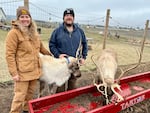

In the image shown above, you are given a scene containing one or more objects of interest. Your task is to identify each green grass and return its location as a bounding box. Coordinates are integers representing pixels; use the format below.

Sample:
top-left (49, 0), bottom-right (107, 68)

top-left (0, 27), bottom-right (150, 82)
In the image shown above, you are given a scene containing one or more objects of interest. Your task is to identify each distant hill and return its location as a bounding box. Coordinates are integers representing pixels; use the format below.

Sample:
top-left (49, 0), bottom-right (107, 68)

top-left (6, 15), bottom-right (16, 21)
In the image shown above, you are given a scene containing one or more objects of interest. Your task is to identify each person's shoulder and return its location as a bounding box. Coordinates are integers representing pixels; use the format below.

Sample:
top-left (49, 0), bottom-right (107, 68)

top-left (7, 28), bottom-right (19, 36)
top-left (74, 24), bottom-right (83, 30)
top-left (6, 28), bottom-right (19, 42)
top-left (74, 24), bottom-right (84, 34)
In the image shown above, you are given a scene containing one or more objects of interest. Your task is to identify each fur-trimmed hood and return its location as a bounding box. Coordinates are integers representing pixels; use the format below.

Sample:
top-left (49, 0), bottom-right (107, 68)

top-left (11, 20), bottom-right (38, 37)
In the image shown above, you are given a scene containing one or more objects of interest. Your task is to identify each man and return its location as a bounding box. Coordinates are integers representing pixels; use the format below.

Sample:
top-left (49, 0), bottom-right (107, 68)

top-left (49, 8), bottom-right (88, 91)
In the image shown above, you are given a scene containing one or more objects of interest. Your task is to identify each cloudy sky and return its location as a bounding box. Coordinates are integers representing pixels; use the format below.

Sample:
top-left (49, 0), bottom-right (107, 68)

top-left (29, 0), bottom-right (150, 28)
top-left (1, 0), bottom-right (150, 28)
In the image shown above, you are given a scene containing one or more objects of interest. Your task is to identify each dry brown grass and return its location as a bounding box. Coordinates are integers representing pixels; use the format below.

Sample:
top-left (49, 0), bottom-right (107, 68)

top-left (81, 39), bottom-right (150, 71)
top-left (0, 30), bottom-right (11, 82)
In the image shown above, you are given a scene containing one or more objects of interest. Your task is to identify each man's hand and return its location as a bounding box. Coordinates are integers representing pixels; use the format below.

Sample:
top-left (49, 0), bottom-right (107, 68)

top-left (79, 58), bottom-right (85, 65)
top-left (12, 75), bottom-right (20, 81)
top-left (59, 54), bottom-right (68, 59)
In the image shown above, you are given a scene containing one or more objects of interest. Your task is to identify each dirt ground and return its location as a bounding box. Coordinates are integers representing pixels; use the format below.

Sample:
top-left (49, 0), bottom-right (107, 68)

top-left (0, 62), bottom-right (150, 113)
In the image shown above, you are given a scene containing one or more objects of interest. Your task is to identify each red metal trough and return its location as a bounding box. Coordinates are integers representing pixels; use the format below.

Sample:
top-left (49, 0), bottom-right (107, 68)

top-left (29, 72), bottom-right (150, 113)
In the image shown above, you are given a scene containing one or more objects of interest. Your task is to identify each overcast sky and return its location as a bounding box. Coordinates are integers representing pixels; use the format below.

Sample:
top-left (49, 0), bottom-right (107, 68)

top-left (29, 0), bottom-right (150, 28)
top-left (1, 0), bottom-right (150, 28)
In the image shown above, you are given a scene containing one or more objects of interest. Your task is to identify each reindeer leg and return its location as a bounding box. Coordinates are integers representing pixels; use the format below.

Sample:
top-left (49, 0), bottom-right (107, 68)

top-left (65, 81), bottom-right (68, 91)
top-left (39, 80), bottom-right (45, 98)
top-left (49, 83), bottom-right (57, 95)
top-left (52, 83), bottom-right (58, 94)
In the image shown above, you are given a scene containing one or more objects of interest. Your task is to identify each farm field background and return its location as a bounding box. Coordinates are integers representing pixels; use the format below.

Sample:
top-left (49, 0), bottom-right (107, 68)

top-left (1, 26), bottom-right (150, 113)
top-left (0, 27), bottom-right (150, 82)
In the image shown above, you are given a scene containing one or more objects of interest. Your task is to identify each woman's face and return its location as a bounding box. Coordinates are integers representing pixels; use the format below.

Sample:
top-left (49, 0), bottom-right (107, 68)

top-left (19, 15), bottom-right (31, 27)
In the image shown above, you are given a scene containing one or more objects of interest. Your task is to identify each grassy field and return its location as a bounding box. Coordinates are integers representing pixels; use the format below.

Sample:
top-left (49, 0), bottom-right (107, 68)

top-left (0, 30), bottom-right (10, 82)
top-left (0, 27), bottom-right (150, 82)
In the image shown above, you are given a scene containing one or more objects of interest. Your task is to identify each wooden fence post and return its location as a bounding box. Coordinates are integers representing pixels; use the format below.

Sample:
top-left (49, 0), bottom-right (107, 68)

top-left (102, 9), bottom-right (110, 49)
top-left (24, 0), bottom-right (29, 10)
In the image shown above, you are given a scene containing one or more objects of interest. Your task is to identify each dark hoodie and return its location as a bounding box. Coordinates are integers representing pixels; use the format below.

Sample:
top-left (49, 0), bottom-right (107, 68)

top-left (49, 23), bottom-right (88, 59)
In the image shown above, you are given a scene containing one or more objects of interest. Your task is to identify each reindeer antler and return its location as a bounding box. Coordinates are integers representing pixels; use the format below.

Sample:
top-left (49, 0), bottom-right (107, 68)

top-left (117, 49), bottom-right (141, 82)
top-left (91, 54), bottom-right (110, 101)
top-left (75, 37), bottom-right (82, 63)
top-left (111, 83), bottom-right (124, 103)
top-left (117, 20), bottom-right (149, 82)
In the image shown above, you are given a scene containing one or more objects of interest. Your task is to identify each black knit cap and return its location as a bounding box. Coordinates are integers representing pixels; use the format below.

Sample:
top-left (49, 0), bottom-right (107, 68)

top-left (63, 8), bottom-right (75, 19)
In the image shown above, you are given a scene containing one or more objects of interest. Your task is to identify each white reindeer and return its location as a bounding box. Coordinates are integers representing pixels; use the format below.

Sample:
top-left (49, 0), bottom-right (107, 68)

top-left (92, 46), bottom-right (144, 104)
top-left (38, 54), bottom-right (81, 97)
top-left (38, 39), bottom-right (82, 97)
top-left (92, 30), bottom-right (146, 104)
top-left (92, 49), bottom-right (123, 104)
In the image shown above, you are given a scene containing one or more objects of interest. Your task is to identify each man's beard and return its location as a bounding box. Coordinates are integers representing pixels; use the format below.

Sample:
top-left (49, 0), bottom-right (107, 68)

top-left (64, 19), bottom-right (73, 27)
top-left (65, 23), bottom-right (73, 27)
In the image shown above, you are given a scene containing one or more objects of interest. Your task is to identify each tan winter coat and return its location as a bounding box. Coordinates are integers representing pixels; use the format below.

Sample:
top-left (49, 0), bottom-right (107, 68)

top-left (5, 20), bottom-right (51, 81)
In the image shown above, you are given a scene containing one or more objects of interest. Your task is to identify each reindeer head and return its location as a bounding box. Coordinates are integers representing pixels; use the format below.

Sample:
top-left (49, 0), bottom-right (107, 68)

top-left (69, 62), bottom-right (81, 78)
top-left (96, 49), bottom-right (118, 84)
top-left (67, 57), bottom-right (81, 78)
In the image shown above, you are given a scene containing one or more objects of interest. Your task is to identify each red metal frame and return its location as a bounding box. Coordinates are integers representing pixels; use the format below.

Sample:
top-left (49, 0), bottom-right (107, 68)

top-left (87, 89), bottom-right (150, 113)
top-left (29, 85), bottom-right (96, 113)
top-left (29, 72), bottom-right (150, 113)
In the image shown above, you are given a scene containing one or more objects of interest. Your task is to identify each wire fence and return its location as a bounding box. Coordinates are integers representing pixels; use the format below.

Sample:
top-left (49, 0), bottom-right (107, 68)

top-left (0, 0), bottom-right (146, 28)
top-left (0, 0), bottom-right (63, 23)
top-left (0, 0), bottom-right (23, 20)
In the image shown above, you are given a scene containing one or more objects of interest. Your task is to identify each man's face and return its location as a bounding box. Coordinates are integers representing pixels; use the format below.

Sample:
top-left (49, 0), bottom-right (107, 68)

top-left (63, 14), bottom-right (74, 26)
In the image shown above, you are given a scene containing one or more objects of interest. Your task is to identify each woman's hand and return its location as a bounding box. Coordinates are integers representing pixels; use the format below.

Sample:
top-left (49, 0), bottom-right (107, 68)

top-left (12, 75), bottom-right (20, 81)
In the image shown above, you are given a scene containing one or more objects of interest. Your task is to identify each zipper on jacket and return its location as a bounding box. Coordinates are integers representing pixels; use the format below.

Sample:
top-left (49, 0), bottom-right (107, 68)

top-left (69, 33), bottom-right (74, 56)
top-left (69, 32), bottom-right (72, 38)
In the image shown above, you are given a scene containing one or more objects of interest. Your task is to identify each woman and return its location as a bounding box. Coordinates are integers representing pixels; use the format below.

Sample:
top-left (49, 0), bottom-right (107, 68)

top-left (5, 6), bottom-right (51, 113)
